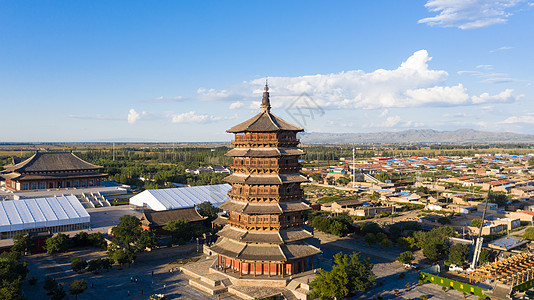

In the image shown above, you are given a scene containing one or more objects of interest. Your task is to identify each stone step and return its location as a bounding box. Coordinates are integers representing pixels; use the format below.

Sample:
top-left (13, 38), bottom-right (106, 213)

top-left (189, 278), bottom-right (228, 295)
top-left (286, 280), bottom-right (300, 291)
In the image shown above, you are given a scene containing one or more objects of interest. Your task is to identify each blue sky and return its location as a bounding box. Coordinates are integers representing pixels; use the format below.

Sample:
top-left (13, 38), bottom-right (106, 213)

top-left (1, 1), bottom-right (533, 142)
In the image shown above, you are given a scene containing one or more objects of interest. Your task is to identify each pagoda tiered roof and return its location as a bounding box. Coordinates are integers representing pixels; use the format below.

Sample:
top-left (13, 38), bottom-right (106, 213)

top-left (223, 173), bottom-right (308, 185)
top-left (217, 225), bottom-right (313, 244)
top-left (226, 111), bottom-right (303, 133)
top-left (210, 237), bottom-right (321, 262)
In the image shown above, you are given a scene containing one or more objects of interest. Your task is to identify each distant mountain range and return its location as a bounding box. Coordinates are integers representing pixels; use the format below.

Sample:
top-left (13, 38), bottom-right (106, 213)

top-left (299, 129), bottom-right (534, 144)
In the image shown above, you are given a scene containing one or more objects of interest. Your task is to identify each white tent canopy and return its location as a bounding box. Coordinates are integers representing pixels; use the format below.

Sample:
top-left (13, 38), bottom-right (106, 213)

top-left (0, 195), bottom-right (90, 233)
top-left (130, 184), bottom-right (231, 211)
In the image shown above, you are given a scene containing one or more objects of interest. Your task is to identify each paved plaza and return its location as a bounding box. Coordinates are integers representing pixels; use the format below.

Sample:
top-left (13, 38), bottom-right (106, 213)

top-left (22, 246), bottom-right (239, 300)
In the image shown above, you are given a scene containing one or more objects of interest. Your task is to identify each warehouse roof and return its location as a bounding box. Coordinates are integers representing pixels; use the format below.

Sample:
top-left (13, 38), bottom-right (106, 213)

top-left (129, 184), bottom-right (231, 211)
top-left (0, 196), bottom-right (90, 233)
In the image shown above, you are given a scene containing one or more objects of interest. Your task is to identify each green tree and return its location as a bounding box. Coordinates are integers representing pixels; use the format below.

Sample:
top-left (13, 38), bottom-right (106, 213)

top-left (380, 238), bottom-right (392, 248)
top-left (336, 176), bottom-right (350, 186)
top-left (488, 192), bottom-right (508, 207)
top-left (470, 219), bottom-right (482, 228)
top-left (134, 230), bottom-right (157, 252)
top-left (416, 186), bottom-right (430, 194)
top-left (312, 173), bottom-right (323, 182)
top-left (70, 258), bottom-right (87, 273)
top-left (44, 233), bottom-right (73, 254)
top-left (422, 241), bottom-right (446, 261)
top-left (310, 252), bottom-right (375, 299)
top-left (479, 249), bottom-right (490, 265)
top-left (364, 233), bottom-right (377, 245)
top-left (524, 227), bottom-right (534, 239)
top-left (50, 284), bottom-right (66, 300)
top-left (43, 276), bottom-right (58, 292)
top-left (87, 233), bottom-right (107, 249)
top-left (371, 191), bottom-right (380, 200)
top-left (100, 258), bottom-right (114, 271)
top-left (448, 244), bottom-right (469, 266)
top-left (86, 259), bottom-right (102, 273)
top-left (375, 172), bottom-right (391, 183)
top-left (163, 218), bottom-right (191, 244)
top-left (107, 246), bottom-right (135, 267)
top-left (0, 251), bottom-right (28, 299)
top-left (360, 222), bottom-right (382, 235)
top-left (69, 280), bottom-right (87, 300)
top-left (0, 279), bottom-right (23, 300)
top-left (196, 201), bottom-right (219, 221)
top-left (11, 233), bottom-right (34, 256)
top-left (397, 236), bottom-right (416, 249)
top-left (437, 217), bottom-right (451, 225)
top-left (72, 232), bottom-right (89, 247)
top-left (397, 251), bottom-right (415, 264)
top-left (111, 215), bottom-right (142, 249)
top-left (529, 157), bottom-right (534, 166)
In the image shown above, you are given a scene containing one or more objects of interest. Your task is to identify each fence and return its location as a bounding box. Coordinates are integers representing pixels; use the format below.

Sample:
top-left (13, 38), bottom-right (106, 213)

top-left (419, 272), bottom-right (488, 297)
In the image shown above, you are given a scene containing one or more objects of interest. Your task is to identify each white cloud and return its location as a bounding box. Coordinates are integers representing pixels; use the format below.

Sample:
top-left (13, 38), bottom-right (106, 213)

top-left (442, 112), bottom-right (471, 118)
top-left (403, 121), bottom-right (425, 127)
top-left (501, 115), bottom-right (534, 124)
top-left (458, 69), bottom-right (516, 83)
top-left (195, 50), bottom-right (520, 110)
top-left (476, 65), bottom-right (493, 70)
top-left (154, 96), bottom-right (183, 102)
top-left (364, 115), bottom-right (402, 128)
top-left (379, 109), bottom-right (389, 118)
top-left (128, 109), bottom-right (141, 124)
top-left (197, 88), bottom-right (230, 99)
top-left (229, 101), bottom-right (244, 109)
top-left (490, 46), bottom-right (515, 52)
top-left (419, 0), bottom-right (525, 29)
top-left (171, 111), bottom-right (236, 124)
top-left (471, 89), bottom-right (521, 104)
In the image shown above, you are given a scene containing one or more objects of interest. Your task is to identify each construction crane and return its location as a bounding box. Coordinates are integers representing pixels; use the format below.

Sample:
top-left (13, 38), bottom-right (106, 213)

top-left (470, 187), bottom-right (492, 270)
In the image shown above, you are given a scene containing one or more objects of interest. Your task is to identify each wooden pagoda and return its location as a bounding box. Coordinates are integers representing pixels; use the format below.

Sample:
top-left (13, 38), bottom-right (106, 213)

top-left (210, 83), bottom-right (321, 277)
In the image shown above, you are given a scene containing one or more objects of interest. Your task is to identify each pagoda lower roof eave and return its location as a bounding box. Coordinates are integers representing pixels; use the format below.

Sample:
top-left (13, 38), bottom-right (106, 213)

top-left (219, 200), bottom-right (311, 214)
top-left (210, 237), bottom-right (321, 262)
top-left (217, 225), bottom-right (314, 244)
top-left (223, 173), bottom-right (308, 185)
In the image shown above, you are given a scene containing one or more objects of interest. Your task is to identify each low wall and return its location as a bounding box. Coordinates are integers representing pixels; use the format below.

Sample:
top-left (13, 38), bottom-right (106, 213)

top-left (419, 272), bottom-right (488, 297)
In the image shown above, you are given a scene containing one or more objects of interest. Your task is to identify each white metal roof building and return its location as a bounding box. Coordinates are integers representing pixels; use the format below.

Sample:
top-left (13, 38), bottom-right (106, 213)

top-left (129, 184), bottom-right (231, 211)
top-left (0, 195), bottom-right (90, 239)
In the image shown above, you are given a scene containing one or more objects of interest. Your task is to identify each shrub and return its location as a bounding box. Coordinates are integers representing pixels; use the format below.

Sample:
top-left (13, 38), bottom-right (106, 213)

top-left (28, 276), bottom-right (38, 286)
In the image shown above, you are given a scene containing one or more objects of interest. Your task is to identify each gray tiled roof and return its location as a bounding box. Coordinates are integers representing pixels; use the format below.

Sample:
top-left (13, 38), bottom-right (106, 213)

top-left (4, 152), bottom-right (103, 172)
top-left (140, 207), bottom-right (206, 227)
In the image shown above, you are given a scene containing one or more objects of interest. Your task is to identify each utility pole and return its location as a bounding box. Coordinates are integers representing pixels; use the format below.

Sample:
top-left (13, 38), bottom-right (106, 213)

top-left (352, 148), bottom-right (355, 188)
top-left (112, 142), bottom-right (115, 161)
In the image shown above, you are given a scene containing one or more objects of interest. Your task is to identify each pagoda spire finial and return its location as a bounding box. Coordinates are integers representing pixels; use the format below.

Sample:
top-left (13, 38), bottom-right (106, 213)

top-left (261, 77), bottom-right (271, 112)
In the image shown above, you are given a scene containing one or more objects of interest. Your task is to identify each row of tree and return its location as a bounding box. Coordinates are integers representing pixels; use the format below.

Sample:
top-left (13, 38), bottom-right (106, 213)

top-left (44, 232), bottom-right (107, 255)
top-left (310, 214), bottom-right (353, 237)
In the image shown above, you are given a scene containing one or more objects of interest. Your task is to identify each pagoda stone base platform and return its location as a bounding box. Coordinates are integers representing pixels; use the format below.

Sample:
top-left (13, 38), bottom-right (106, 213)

top-left (180, 255), bottom-right (315, 300)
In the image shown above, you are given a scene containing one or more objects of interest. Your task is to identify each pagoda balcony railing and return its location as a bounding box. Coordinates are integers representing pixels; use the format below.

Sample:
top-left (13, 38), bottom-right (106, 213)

top-left (231, 140), bottom-right (299, 148)
top-left (234, 135), bottom-right (299, 142)
top-left (227, 190), bottom-right (304, 199)
top-left (230, 166), bottom-right (301, 173)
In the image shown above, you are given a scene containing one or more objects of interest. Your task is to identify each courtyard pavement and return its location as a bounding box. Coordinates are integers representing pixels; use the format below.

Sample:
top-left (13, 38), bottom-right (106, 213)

top-left (22, 246), bottom-right (239, 300)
